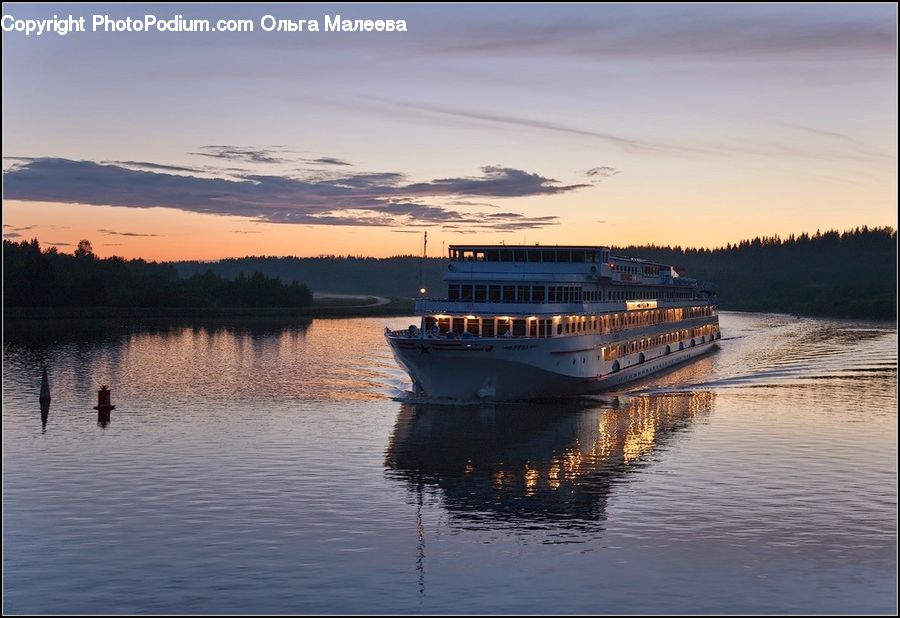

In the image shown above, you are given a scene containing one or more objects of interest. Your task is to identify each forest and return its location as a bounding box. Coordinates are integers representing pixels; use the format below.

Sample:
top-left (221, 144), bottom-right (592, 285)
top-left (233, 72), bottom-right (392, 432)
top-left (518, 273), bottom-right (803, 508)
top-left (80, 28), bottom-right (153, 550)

top-left (173, 227), bottom-right (896, 320)
top-left (5, 227), bottom-right (895, 320)
top-left (3, 239), bottom-right (313, 308)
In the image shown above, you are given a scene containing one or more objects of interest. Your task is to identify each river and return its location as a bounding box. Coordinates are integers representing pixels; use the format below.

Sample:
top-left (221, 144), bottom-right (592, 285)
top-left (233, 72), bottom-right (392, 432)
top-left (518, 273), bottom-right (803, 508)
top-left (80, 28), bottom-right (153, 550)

top-left (2, 312), bottom-right (896, 613)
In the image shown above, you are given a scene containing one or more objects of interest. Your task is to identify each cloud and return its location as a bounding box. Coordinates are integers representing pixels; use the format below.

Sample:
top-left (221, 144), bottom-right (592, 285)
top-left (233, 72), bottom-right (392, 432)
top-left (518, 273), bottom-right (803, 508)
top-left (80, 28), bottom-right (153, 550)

top-left (98, 228), bottom-right (163, 237)
top-left (47, 242), bottom-right (75, 247)
top-left (426, 6), bottom-right (895, 60)
top-left (303, 157), bottom-right (353, 167)
top-left (110, 160), bottom-right (208, 174)
top-left (3, 158), bottom-right (578, 231)
top-left (585, 166), bottom-right (622, 178)
top-left (3, 232), bottom-right (22, 239)
top-left (403, 166), bottom-right (588, 197)
top-left (388, 102), bottom-right (695, 155)
top-left (356, 98), bottom-right (889, 163)
top-left (190, 146), bottom-right (291, 164)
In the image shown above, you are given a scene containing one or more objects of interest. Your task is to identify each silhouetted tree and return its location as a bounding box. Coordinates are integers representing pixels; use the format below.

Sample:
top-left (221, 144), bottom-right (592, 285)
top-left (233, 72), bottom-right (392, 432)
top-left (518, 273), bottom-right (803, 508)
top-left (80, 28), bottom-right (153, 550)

top-left (74, 239), bottom-right (95, 259)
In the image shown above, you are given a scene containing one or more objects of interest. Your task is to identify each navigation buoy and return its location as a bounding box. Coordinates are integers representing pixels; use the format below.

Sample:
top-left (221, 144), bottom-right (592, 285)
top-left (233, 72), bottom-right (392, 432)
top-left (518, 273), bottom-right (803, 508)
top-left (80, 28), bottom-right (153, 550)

top-left (93, 385), bottom-right (115, 411)
top-left (94, 385), bottom-right (115, 427)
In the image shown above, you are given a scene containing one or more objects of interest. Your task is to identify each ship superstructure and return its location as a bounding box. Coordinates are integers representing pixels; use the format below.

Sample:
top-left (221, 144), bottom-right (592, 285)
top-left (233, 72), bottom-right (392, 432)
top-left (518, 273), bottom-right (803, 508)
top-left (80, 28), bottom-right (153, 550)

top-left (385, 245), bottom-right (720, 400)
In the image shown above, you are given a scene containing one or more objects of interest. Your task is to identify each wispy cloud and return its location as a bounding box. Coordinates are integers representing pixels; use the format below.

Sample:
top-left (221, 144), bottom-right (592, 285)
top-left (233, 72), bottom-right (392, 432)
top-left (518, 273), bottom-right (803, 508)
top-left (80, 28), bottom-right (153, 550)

top-left (3, 231), bottom-right (23, 239)
top-left (585, 166), bottom-right (622, 178)
top-left (426, 6), bottom-right (895, 60)
top-left (109, 160), bottom-right (207, 174)
top-left (303, 156), bottom-right (353, 167)
top-left (98, 228), bottom-right (163, 237)
top-left (3, 158), bottom-right (580, 231)
top-left (190, 145), bottom-right (292, 165)
top-left (388, 101), bottom-right (696, 155)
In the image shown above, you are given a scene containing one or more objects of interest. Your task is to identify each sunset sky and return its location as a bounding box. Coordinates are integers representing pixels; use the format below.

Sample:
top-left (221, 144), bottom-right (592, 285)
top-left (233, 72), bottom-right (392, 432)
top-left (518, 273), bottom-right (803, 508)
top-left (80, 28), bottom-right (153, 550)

top-left (2, 3), bottom-right (896, 260)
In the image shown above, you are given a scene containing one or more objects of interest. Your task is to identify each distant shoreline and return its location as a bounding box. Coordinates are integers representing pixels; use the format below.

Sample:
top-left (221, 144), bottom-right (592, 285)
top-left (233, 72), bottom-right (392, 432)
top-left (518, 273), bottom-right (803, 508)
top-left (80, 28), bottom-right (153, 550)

top-left (4, 303), bottom-right (895, 324)
top-left (3, 298), bottom-right (415, 321)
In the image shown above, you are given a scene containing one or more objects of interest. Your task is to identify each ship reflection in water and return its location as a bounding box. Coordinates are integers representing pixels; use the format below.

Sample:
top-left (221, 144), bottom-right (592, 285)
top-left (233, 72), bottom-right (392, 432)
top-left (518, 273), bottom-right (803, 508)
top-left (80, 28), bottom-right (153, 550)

top-left (385, 392), bottom-right (714, 533)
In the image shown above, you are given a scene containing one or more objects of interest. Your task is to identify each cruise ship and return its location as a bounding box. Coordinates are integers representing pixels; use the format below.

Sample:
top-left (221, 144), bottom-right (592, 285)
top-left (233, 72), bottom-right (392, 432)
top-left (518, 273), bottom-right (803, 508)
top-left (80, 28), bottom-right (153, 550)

top-left (385, 245), bottom-right (720, 401)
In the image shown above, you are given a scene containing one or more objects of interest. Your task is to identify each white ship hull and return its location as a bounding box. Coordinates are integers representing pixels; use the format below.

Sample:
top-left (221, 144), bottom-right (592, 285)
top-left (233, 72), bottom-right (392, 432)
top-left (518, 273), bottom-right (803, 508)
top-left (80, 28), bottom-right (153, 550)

top-left (387, 331), bottom-right (719, 402)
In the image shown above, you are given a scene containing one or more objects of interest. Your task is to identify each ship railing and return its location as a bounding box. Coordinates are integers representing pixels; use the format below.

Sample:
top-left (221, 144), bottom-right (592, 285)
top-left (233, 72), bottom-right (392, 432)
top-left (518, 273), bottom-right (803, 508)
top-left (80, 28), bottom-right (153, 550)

top-left (385, 315), bottom-right (718, 341)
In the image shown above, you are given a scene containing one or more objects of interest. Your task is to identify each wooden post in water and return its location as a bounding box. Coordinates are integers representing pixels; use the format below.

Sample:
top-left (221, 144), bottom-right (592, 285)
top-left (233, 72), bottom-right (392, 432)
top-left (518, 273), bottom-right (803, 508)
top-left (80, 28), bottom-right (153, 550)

top-left (40, 366), bottom-right (51, 404)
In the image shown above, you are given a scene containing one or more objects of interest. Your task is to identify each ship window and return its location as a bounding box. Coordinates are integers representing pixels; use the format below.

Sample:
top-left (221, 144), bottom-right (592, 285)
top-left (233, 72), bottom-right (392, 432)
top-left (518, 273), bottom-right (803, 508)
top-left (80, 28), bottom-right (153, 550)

top-left (437, 317), bottom-right (450, 333)
top-left (488, 285), bottom-right (501, 302)
top-left (517, 286), bottom-right (529, 303)
top-left (502, 286), bottom-right (515, 302)
top-left (558, 250), bottom-right (571, 263)
top-left (461, 285), bottom-right (473, 301)
top-left (548, 287), bottom-right (556, 302)
top-left (474, 250), bottom-right (485, 262)
top-left (486, 250), bottom-right (499, 262)
top-left (512, 319), bottom-right (526, 337)
top-left (452, 318), bottom-right (465, 334)
top-left (557, 323), bottom-right (562, 335)
top-left (500, 250), bottom-right (513, 262)
top-left (527, 250), bottom-right (541, 263)
top-left (466, 319), bottom-right (480, 336)
top-left (565, 322), bottom-right (570, 333)
top-left (542, 250), bottom-right (556, 263)
top-left (448, 285), bottom-right (460, 300)
top-left (586, 251), bottom-right (597, 263)
top-left (463, 250), bottom-right (475, 261)
top-left (572, 251), bottom-right (585, 263)
top-left (532, 286), bottom-right (545, 302)
top-left (424, 317), bottom-right (437, 331)
top-left (529, 320), bottom-right (537, 337)
top-left (482, 319), bottom-right (495, 338)
top-left (514, 249), bottom-right (526, 262)
top-left (474, 285), bottom-right (487, 302)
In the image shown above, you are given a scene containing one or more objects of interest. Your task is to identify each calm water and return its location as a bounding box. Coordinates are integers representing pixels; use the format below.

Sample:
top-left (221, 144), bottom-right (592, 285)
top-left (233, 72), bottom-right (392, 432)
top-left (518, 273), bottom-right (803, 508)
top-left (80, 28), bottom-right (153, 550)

top-left (2, 312), bottom-right (896, 614)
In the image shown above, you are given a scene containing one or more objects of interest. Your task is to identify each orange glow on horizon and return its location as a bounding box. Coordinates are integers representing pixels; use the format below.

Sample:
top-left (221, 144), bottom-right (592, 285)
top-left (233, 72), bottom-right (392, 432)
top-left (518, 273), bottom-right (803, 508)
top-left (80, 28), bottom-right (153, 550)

top-left (3, 199), bottom-right (896, 262)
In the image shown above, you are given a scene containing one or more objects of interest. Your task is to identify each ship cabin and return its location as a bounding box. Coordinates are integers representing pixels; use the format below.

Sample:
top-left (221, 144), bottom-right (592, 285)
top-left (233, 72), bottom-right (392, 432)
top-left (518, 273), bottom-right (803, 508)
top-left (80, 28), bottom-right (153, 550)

top-left (410, 244), bottom-right (718, 340)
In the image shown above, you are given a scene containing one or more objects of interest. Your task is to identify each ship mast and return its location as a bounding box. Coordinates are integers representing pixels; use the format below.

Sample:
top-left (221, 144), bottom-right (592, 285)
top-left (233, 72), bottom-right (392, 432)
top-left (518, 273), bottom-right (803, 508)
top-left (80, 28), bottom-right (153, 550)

top-left (418, 231), bottom-right (428, 296)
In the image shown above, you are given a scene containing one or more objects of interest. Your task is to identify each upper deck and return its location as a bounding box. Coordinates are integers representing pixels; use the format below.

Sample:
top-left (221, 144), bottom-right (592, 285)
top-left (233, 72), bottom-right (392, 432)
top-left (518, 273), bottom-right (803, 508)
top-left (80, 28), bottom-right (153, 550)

top-left (445, 244), bottom-right (687, 287)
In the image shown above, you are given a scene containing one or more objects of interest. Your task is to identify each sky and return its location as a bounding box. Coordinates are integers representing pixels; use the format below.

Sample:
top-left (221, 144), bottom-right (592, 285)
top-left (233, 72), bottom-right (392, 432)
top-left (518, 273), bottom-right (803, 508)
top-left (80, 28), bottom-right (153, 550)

top-left (2, 3), bottom-right (897, 260)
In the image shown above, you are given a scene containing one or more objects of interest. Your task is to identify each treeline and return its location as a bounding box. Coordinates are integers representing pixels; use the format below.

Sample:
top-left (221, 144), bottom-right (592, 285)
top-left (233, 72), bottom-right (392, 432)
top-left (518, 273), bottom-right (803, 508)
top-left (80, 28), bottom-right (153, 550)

top-left (614, 227), bottom-right (896, 320)
top-left (3, 239), bottom-right (313, 308)
top-left (174, 254), bottom-right (447, 299)
top-left (173, 227), bottom-right (896, 320)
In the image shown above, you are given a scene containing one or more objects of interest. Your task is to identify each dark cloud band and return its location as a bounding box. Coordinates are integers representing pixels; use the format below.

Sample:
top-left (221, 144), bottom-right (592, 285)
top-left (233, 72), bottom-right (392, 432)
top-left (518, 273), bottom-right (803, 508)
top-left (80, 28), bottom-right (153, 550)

top-left (3, 158), bottom-right (579, 231)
